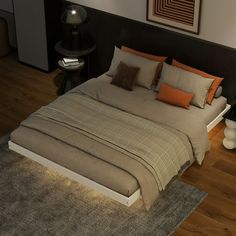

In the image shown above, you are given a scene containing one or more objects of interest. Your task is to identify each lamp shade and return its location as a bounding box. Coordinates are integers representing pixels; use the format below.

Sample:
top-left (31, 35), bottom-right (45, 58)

top-left (61, 5), bottom-right (87, 25)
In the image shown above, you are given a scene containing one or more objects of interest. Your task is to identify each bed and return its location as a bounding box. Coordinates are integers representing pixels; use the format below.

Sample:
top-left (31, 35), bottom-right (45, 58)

top-left (7, 0), bottom-right (236, 210)
top-left (9, 73), bottom-right (230, 210)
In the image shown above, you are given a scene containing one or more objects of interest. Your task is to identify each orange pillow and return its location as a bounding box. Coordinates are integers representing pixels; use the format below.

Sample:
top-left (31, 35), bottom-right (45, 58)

top-left (172, 59), bottom-right (224, 105)
top-left (121, 46), bottom-right (167, 62)
top-left (156, 83), bottom-right (194, 109)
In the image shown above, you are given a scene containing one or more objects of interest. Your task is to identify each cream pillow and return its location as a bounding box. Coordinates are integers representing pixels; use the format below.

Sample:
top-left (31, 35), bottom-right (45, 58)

top-left (107, 46), bottom-right (160, 89)
top-left (158, 63), bottom-right (214, 108)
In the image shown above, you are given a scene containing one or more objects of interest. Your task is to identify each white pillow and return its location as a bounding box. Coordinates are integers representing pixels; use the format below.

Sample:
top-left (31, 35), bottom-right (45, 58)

top-left (157, 63), bottom-right (214, 108)
top-left (107, 46), bottom-right (160, 89)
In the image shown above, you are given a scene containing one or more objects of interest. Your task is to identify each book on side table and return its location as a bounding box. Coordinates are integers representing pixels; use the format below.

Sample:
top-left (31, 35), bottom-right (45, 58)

top-left (62, 58), bottom-right (81, 67)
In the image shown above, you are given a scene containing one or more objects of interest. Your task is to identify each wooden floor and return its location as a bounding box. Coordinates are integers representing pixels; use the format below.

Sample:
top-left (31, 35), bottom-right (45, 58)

top-left (0, 53), bottom-right (236, 235)
top-left (0, 53), bottom-right (58, 135)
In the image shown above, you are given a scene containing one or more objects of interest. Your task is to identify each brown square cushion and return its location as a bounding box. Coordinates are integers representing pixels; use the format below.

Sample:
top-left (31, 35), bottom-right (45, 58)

top-left (111, 61), bottom-right (140, 91)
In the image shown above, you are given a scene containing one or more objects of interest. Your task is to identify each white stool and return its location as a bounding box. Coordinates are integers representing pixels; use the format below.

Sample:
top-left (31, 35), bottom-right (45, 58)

top-left (223, 119), bottom-right (236, 149)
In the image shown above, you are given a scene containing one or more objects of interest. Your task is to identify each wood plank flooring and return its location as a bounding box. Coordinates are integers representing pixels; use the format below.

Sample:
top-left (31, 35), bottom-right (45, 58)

top-left (0, 53), bottom-right (58, 135)
top-left (0, 53), bottom-right (236, 235)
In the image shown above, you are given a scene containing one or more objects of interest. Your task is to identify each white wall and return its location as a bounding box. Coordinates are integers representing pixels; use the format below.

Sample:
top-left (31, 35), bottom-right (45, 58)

top-left (69, 0), bottom-right (236, 49)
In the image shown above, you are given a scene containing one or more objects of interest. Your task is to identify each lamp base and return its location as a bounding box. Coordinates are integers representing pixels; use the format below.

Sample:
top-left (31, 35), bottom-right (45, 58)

top-left (61, 29), bottom-right (80, 51)
top-left (61, 37), bottom-right (95, 52)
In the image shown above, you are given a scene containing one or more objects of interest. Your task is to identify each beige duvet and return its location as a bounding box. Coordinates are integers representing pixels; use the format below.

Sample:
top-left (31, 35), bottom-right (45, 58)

top-left (12, 75), bottom-right (210, 210)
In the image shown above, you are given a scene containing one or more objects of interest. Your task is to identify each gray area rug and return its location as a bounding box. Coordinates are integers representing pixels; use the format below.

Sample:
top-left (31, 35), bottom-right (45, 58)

top-left (0, 135), bottom-right (207, 236)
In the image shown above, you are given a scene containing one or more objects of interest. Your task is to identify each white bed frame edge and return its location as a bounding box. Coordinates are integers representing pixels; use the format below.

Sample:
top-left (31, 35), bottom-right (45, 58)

top-left (207, 104), bottom-right (231, 132)
top-left (8, 104), bottom-right (231, 207)
top-left (8, 141), bottom-right (141, 207)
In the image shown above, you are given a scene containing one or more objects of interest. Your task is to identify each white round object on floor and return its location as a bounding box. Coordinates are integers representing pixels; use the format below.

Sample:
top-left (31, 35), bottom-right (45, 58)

top-left (225, 119), bottom-right (236, 129)
top-left (224, 127), bottom-right (236, 140)
top-left (223, 138), bottom-right (235, 149)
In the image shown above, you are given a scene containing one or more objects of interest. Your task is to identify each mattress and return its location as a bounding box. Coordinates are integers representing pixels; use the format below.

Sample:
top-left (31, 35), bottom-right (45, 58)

top-left (152, 96), bottom-right (227, 126)
top-left (10, 73), bottom-right (221, 209)
top-left (106, 75), bottom-right (227, 126)
top-left (11, 126), bottom-right (140, 197)
top-left (189, 97), bottom-right (227, 125)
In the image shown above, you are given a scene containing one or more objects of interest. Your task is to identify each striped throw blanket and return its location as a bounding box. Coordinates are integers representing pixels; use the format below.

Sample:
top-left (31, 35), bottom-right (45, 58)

top-left (31, 93), bottom-right (191, 191)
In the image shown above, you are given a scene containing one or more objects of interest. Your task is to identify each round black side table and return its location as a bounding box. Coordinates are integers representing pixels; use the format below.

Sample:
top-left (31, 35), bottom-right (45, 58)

top-left (57, 58), bottom-right (85, 95)
top-left (55, 40), bottom-right (96, 95)
top-left (55, 41), bottom-right (96, 58)
top-left (55, 41), bottom-right (96, 77)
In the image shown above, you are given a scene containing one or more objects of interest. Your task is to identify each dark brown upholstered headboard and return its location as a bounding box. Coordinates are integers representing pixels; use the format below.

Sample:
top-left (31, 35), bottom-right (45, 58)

top-left (70, 4), bottom-right (236, 103)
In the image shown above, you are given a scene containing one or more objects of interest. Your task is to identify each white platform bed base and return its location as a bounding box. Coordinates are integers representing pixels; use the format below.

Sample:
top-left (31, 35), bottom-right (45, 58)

top-left (8, 104), bottom-right (231, 207)
top-left (8, 141), bottom-right (141, 207)
top-left (207, 104), bottom-right (231, 132)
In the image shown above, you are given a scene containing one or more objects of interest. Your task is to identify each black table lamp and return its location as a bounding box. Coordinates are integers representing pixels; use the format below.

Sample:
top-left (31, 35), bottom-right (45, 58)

top-left (61, 5), bottom-right (88, 50)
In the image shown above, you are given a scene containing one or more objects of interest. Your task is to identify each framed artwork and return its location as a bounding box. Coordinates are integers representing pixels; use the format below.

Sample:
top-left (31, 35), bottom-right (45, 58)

top-left (147, 0), bottom-right (201, 34)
